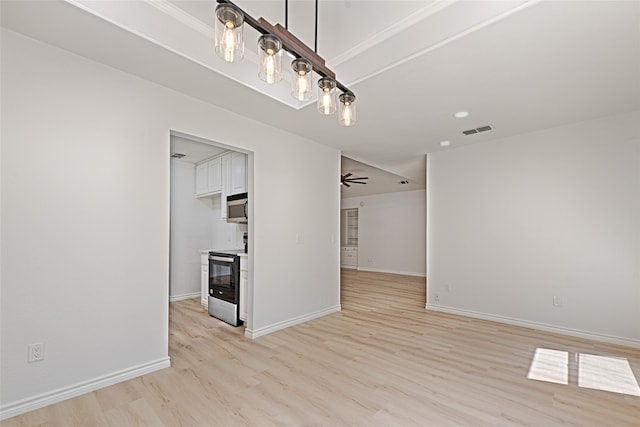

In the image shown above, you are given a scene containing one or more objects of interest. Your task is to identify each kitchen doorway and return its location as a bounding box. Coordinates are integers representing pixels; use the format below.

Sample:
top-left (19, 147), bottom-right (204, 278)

top-left (168, 130), bottom-right (253, 329)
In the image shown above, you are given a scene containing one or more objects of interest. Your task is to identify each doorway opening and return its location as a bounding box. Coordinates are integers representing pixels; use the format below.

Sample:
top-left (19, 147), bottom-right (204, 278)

top-left (339, 156), bottom-right (427, 308)
top-left (168, 130), bottom-right (253, 332)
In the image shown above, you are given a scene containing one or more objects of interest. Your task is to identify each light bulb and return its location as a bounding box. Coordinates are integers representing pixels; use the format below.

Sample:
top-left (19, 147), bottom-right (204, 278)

top-left (317, 77), bottom-right (336, 115)
top-left (320, 89), bottom-right (333, 114)
top-left (263, 51), bottom-right (277, 84)
top-left (342, 102), bottom-right (353, 126)
top-left (294, 72), bottom-right (308, 100)
top-left (338, 92), bottom-right (356, 126)
top-left (291, 58), bottom-right (312, 101)
top-left (222, 23), bottom-right (238, 62)
top-left (214, 5), bottom-right (243, 63)
top-left (258, 35), bottom-right (282, 84)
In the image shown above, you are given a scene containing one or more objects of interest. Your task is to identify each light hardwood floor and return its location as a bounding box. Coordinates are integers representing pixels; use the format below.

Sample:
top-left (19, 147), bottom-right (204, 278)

top-left (4, 270), bottom-right (639, 426)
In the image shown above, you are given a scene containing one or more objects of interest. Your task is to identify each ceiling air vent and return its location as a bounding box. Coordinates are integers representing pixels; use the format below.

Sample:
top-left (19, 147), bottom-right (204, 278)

top-left (170, 152), bottom-right (186, 159)
top-left (462, 125), bottom-right (493, 136)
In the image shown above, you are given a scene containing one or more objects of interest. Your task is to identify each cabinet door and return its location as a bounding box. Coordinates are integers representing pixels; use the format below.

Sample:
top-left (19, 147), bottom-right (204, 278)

top-left (207, 157), bottom-right (222, 193)
top-left (220, 153), bottom-right (231, 219)
top-left (230, 152), bottom-right (247, 195)
top-left (201, 261), bottom-right (209, 307)
top-left (239, 257), bottom-right (248, 321)
top-left (195, 163), bottom-right (208, 196)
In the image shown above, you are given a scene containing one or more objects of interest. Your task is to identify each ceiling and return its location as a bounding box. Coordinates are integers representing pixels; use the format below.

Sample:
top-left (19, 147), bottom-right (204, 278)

top-left (170, 135), bottom-right (230, 164)
top-left (341, 156), bottom-right (423, 198)
top-left (3, 0), bottom-right (640, 197)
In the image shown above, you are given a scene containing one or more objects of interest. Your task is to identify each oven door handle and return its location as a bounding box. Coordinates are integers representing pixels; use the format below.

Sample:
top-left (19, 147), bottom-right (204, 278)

top-left (209, 256), bottom-right (235, 263)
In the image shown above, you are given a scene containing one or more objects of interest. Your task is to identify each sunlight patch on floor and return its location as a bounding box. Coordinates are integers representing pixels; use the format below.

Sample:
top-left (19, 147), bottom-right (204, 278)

top-left (578, 353), bottom-right (640, 396)
top-left (527, 348), bottom-right (640, 396)
top-left (527, 348), bottom-right (568, 385)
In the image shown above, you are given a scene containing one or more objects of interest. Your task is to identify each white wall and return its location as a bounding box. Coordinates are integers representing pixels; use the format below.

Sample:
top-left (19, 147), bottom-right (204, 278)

top-left (170, 160), bottom-right (211, 299)
top-left (427, 111), bottom-right (640, 347)
top-left (0, 29), bottom-right (340, 416)
top-left (170, 159), bottom-right (211, 300)
top-left (250, 139), bottom-right (341, 334)
top-left (209, 195), bottom-right (247, 251)
top-left (342, 190), bottom-right (426, 276)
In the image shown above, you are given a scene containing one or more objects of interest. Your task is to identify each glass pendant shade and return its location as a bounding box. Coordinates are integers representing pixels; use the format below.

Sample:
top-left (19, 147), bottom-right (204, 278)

top-left (339, 92), bottom-right (357, 126)
top-left (291, 59), bottom-right (313, 101)
top-left (214, 5), bottom-right (244, 63)
top-left (317, 77), bottom-right (337, 115)
top-left (258, 35), bottom-right (283, 84)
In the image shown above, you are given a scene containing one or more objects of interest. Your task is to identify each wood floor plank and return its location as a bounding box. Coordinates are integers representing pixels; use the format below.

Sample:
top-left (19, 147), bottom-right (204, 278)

top-left (3, 269), bottom-right (639, 426)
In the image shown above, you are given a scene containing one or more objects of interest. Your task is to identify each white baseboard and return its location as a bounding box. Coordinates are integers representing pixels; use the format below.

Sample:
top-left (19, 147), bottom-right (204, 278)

top-left (426, 304), bottom-right (640, 349)
top-left (169, 292), bottom-right (200, 302)
top-left (0, 357), bottom-right (171, 421)
top-left (340, 265), bottom-right (357, 269)
top-left (357, 266), bottom-right (426, 277)
top-left (245, 305), bottom-right (341, 339)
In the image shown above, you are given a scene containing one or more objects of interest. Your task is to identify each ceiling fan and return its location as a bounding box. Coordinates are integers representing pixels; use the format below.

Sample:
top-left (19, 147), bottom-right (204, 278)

top-left (341, 173), bottom-right (368, 187)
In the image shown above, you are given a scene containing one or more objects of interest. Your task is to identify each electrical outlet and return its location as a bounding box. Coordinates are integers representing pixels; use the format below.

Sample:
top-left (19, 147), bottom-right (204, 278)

top-left (28, 343), bottom-right (45, 363)
top-left (367, 257), bottom-right (373, 262)
top-left (553, 296), bottom-right (563, 307)
top-left (433, 293), bottom-right (440, 303)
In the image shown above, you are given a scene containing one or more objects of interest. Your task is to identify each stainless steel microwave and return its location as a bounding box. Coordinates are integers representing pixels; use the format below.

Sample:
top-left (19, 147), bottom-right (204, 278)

top-left (226, 192), bottom-right (248, 223)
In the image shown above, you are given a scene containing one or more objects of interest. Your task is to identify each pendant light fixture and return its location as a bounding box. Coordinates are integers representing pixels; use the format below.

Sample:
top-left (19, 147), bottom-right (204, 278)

top-left (291, 58), bottom-right (312, 101)
top-left (213, 0), bottom-right (357, 126)
top-left (258, 35), bottom-right (283, 84)
top-left (214, 4), bottom-right (244, 63)
top-left (338, 92), bottom-right (356, 126)
top-left (317, 77), bottom-right (337, 115)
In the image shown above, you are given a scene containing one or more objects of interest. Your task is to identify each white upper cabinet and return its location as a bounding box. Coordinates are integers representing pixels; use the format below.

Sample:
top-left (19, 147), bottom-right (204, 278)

top-left (195, 156), bottom-right (222, 197)
top-left (195, 163), bottom-right (208, 196)
top-left (220, 153), bottom-right (231, 219)
top-left (207, 157), bottom-right (222, 193)
top-left (231, 152), bottom-right (247, 195)
top-left (220, 152), bottom-right (246, 219)
top-left (195, 151), bottom-right (247, 200)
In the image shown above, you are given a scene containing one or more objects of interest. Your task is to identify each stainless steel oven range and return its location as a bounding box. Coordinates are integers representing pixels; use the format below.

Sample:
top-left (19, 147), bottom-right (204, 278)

top-left (208, 250), bottom-right (243, 327)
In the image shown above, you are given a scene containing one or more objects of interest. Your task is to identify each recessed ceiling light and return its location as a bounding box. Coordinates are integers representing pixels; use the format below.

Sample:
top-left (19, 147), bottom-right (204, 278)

top-left (439, 140), bottom-right (451, 147)
top-left (454, 111), bottom-right (469, 119)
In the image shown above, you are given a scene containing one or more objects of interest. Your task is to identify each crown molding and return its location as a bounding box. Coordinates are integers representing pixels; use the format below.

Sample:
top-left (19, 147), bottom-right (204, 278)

top-left (346, 0), bottom-right (541, 88)
top-left (330, 0), bottom-right (455, 68)
top-left (146, 0), bottom-right (214, 38)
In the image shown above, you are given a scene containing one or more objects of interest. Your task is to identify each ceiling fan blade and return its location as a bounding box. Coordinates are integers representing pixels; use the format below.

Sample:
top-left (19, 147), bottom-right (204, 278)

top-left (341, 173), bottom-right (367, 187)
top-left (345, 176), bottom-right (368, 183)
